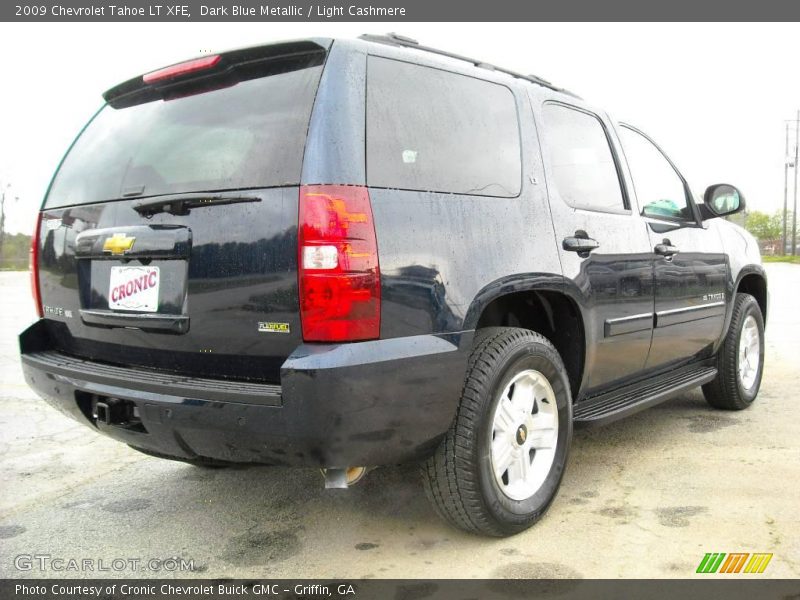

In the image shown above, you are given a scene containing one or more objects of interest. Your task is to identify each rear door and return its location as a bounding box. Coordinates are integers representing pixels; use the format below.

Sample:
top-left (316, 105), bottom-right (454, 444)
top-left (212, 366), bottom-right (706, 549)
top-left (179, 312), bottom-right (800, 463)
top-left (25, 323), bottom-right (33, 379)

top-left (535, 100), bottom-right (655, 392)
top-left (616, 125), bottom-right (727, 369)
top-left (36, 41), bottom-right (328, 383)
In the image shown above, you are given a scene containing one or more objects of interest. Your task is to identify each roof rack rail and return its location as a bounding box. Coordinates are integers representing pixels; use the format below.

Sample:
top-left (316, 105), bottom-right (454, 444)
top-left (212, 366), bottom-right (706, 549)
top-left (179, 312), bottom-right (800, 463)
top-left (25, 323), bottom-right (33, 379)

top-left (358, 33), bottom-right (581, 99)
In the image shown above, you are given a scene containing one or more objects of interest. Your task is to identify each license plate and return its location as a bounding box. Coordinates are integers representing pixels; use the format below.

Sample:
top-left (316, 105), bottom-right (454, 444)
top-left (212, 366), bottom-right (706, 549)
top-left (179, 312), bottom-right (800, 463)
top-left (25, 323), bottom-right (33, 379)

top-left (108, 266), bottom-right (160, 312)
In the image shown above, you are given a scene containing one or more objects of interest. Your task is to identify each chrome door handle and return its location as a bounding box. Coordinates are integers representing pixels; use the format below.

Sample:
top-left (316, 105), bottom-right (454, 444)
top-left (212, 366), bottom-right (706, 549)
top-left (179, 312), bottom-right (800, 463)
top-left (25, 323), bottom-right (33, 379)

top-left (563, 231), bottom-right (600, 255)
top-left (654, 239), bottom-right (679, 257)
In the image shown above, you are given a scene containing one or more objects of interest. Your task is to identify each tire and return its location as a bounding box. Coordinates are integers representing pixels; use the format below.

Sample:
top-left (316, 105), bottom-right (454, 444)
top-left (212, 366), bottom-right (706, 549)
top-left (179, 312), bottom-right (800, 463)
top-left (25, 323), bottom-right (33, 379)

top-left (421, 327), bottom-right (573, 537)
top-left (702, 293), bottom-right (765, 410)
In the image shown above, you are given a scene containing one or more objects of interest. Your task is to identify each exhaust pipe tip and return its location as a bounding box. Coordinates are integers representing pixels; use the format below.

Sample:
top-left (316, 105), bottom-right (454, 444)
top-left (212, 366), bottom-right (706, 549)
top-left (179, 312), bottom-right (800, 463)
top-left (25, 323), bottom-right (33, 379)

top-left (322, 466), bottom-right (367, 489)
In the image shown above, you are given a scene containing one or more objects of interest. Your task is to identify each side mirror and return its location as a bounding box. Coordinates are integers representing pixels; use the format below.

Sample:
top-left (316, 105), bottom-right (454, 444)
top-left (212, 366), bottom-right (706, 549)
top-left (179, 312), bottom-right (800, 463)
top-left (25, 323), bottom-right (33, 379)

top-left (702, 184), bottom-right (745, 219)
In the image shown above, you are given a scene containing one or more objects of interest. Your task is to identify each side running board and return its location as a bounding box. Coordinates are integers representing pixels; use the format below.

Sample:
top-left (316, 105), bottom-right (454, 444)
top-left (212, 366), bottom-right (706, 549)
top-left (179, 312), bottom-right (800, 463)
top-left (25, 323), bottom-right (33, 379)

top-left (573, 364), bottom-right (718, 426)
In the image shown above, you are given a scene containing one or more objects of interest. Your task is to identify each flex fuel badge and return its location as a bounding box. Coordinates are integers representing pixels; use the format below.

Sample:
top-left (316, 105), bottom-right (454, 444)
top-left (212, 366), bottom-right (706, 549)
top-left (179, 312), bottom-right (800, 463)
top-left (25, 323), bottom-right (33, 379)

top-left (258, 322), bottom-right (290, 334)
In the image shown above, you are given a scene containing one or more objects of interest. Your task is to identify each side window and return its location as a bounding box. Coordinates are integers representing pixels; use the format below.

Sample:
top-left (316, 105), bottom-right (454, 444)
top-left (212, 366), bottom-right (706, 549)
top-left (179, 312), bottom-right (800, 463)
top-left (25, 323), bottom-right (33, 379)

top-left (541, 103), bottom-right (626, 213)
top-left (366, 56), bottom-right (521, 197)
top-left (618, 126), bottom-right (692, 221)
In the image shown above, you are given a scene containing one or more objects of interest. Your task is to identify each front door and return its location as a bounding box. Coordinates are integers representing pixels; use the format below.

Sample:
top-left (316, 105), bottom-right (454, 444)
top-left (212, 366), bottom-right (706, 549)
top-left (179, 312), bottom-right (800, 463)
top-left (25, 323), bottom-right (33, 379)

top-left (616, 125), bottom-right (727, 369)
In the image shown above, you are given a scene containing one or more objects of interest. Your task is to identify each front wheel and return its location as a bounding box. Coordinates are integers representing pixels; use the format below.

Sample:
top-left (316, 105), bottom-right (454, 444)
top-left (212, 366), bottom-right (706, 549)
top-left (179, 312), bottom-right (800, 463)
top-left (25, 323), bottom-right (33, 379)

top-left (421, 327), bottom-right (573, 537)
top-left (702, 293), bottom-right (765, 410)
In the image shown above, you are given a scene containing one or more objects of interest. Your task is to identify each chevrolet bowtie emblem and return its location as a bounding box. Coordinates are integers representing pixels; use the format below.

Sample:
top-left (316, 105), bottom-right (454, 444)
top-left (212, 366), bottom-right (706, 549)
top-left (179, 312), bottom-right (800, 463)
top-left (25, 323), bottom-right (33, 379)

top-left (516, 425), bottom-right (528, 445)
top-left (103, 233), bottom-right (136, 255)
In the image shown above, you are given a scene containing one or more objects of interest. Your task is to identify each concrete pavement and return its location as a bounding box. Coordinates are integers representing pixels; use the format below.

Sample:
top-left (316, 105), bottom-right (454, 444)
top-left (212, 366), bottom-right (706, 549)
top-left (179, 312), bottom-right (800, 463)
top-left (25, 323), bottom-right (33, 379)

top-left (1, 265), bottom-right (798, 579)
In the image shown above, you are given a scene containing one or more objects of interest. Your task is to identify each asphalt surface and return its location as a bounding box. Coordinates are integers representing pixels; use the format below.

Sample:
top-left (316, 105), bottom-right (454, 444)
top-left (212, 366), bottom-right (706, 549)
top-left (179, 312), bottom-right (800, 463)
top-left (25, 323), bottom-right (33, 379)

top-left (1, 265), bottom-right (798, 579)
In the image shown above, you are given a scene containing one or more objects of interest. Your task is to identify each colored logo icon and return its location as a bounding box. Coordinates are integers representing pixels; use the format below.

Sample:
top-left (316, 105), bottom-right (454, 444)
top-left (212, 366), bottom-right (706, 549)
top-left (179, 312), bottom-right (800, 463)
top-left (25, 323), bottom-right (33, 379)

top-left (696, 553), bottom-right (773, 574)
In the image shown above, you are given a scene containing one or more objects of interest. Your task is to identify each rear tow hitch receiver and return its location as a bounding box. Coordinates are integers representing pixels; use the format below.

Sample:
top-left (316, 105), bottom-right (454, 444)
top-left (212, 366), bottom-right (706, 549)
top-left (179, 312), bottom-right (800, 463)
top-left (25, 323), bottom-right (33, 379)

top-left (93, 401), bottom-right (112, 424)
top-left (90, 396), bottom-right (146, 433)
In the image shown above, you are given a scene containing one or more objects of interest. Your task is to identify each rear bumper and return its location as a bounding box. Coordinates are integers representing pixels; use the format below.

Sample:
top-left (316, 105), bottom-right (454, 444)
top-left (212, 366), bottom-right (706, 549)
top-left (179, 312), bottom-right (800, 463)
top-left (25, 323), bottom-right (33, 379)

top-left (20, 320), bottom-right (471, 468)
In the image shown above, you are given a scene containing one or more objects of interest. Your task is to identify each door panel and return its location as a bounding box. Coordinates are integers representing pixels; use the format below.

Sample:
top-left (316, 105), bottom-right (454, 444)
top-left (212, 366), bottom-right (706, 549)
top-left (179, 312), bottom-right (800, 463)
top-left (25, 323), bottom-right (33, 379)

top-left (646, 223), bottom-right (727, 368)
top-left (535, 100), bottom-right (655, 392)
top-left (555, 213), bottom-right (655, 390)
top-left (616, 125), bottom-right (728, 369)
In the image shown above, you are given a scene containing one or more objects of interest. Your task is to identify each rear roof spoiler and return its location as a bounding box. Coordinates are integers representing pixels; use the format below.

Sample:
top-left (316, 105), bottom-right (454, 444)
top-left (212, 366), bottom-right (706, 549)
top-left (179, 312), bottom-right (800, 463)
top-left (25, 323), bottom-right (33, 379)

top-left (103, 39), bottom-right (329, 109)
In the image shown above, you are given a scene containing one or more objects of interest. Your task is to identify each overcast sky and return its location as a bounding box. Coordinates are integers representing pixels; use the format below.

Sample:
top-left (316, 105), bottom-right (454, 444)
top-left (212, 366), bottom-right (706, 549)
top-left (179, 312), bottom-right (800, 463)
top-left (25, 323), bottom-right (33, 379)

top-left (1, 22), bottom-right (799, 234)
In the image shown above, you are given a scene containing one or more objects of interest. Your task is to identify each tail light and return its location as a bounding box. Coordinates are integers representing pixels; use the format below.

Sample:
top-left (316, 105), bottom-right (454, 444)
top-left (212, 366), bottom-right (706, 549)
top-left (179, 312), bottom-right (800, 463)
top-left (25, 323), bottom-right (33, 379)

top-left (30, 214), bottom-right (43, 318)
top-left (298, 185), bottom-right (380, 342)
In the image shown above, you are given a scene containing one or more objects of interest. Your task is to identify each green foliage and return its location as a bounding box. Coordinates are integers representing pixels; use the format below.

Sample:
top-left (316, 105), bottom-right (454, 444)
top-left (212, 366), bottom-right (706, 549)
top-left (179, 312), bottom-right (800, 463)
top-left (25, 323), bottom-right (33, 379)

top-left (0, 232), bottom-right (31, 270)
top-left (744, 211), bottom-right (783, 241)
top-left (763, 255), bottom-right (800, 264)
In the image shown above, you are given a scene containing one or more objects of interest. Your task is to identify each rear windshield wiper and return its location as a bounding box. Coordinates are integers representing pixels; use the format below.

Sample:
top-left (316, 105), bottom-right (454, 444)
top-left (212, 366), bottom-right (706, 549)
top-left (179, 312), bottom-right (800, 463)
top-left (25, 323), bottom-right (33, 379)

top-left (133, 194), bottom-right (261, 217)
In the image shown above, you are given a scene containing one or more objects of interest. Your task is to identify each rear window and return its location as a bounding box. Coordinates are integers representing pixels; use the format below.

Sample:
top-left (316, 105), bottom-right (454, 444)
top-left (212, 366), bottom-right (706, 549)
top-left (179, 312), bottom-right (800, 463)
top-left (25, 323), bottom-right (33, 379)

top-left (366, 56), bottom-right (521, 197)
top-left (44, 61), bottom-right (324, 208)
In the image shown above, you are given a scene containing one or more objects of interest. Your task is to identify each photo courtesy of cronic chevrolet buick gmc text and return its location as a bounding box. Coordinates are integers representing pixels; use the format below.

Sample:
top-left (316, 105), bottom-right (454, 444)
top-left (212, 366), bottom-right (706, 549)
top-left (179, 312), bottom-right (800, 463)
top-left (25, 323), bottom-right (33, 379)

top-left (19, 34), bottom-right (768, 536)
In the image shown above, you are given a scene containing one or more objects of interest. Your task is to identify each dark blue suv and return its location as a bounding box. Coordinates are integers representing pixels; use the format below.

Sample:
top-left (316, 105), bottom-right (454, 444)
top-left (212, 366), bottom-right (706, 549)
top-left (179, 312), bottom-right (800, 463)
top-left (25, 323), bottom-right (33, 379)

top-left (20, 34), bottom-right (767, 536)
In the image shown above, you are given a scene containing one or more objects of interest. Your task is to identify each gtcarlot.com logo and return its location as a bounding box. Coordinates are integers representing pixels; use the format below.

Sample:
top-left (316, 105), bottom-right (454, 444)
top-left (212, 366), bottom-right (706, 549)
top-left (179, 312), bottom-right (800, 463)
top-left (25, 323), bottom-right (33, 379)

top-left (14, 554), bottom-right (195, 572)
top-left (696, 552), bottom-right (773, 574)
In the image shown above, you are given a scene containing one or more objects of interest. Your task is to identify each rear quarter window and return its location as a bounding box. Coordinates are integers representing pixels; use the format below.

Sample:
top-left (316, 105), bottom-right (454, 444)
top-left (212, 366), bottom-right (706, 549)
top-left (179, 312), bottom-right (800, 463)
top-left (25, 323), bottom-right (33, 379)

top-left (366, 56), bottom-right (522, 198)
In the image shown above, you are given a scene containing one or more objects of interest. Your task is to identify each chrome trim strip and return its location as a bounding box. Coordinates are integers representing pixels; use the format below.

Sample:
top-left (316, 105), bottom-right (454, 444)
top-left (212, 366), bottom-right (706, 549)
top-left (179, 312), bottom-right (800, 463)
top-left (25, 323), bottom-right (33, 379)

top-left (656, 301), bottom-right (725, 317)
top-left (604, 312), bottom-right (654, 337)
top-left (655, 301), bottom-right (726, 328)
top-left (607, 312), bottom-right (654, 323)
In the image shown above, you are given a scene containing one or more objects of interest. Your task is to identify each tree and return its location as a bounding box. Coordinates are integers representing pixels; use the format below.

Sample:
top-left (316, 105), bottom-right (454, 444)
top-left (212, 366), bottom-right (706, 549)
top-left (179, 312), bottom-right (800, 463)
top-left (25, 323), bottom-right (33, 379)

top-left (744, 210), bottom-right (782, 241)
top-left (0, 181), bottom-right (20, 264)
top-left (0, 232), bottom-right (31, 269)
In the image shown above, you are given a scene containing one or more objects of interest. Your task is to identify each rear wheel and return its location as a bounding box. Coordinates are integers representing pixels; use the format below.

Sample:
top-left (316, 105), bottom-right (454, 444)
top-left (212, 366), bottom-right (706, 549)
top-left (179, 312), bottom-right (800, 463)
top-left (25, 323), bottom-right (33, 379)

top-left (421, 327), bottom-right (573, 536)
top-left (702, 293), bottom-right (765, 410)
